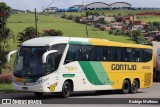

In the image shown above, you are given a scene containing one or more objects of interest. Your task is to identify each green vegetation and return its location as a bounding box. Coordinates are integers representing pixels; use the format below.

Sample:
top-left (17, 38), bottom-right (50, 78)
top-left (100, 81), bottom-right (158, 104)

top-left (0, 2), bottom-right (12, 73)
top-left (7, 13), bottom-right (135, 47)
top-left (138, 15), bottom-right (160, 22)
top-left (0, 84), bottom-right (12, 91)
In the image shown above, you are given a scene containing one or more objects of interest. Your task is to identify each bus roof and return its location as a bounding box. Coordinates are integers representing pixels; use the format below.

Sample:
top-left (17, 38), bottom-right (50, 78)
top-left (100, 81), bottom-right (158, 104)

top-left (21, 36), bottom-right (152, 49)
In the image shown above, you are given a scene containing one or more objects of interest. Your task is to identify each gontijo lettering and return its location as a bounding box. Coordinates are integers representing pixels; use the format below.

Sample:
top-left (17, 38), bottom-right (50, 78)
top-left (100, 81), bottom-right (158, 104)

top-left (111, 64), bottom-right (137, 70)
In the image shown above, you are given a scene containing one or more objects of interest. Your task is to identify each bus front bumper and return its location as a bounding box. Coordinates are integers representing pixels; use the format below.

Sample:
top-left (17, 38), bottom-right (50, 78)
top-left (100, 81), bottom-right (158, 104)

top-left (12, 82), bottom-right (60, 93)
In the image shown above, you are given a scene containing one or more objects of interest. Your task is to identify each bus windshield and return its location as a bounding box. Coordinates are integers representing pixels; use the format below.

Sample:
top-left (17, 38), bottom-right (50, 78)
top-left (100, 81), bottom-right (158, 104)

top-left (14, 47), bottom-right (49, 78)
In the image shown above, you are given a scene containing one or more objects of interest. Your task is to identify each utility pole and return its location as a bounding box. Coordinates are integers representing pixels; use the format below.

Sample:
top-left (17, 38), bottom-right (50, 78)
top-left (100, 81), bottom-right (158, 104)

top-left (35, 8), bottom-right (38, 37)
top-left (86, 25), bottom-right (89, 38)
top-left (34, 0), bottom-right (56, 37)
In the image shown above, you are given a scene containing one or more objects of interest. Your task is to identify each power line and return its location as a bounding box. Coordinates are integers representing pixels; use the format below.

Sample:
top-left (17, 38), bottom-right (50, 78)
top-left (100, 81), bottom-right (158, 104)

top-left (35, 0), bottom-right (56, 36)
top-left (45, 0), bottom-right (56, 10)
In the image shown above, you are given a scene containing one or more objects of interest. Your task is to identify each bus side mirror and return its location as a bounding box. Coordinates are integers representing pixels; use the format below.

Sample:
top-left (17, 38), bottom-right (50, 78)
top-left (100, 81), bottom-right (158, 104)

top-left (7, 50), bottom-right (18, 62)
top-left (42, 50), bottom-right (58, 63)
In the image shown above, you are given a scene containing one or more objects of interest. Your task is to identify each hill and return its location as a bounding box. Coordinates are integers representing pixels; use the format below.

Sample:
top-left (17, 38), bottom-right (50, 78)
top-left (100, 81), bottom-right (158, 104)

top-left (6, 13), bottom-right (135, 50)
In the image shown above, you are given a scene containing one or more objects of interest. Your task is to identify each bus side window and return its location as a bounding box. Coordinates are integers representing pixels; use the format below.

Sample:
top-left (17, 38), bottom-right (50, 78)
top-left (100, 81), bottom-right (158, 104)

top-left (73, 46), bottom-right (82, 61)
top-left (122, 48), bottom-right (127, 62)
top-left (102, 47), bottom-right (108, 61)
top-left (64, 45), bottom-right (82, 64)
top-left (116, 48), bottom-right (122, 62)
top-left (81, 45), bottom-right (92, 61)
top-left (97, 47), bottom-right (104, 61)
top-left (90, 47), bottom-right (97, 61)
top-left (127, 48), bottom-right (134, 62)
top-left (65, 46), bottom-right (74, 64)
top-left (134, 49), bottom-right (141, 62)
top-left (107, 47), bottom-right (112, 61)
top-left (144, 49), bottom-right (152, 62)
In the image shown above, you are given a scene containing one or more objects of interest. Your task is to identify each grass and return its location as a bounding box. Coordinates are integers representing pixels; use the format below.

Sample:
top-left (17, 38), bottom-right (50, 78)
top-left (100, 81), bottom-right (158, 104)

top-left (6, 10), bottom-right (160, 51)
top-left (0, 84), bottom-right (13, 91)
top-left (6, 13), bottom-right (135, 51)
top-left (138, 15), bottom-right (160, 22)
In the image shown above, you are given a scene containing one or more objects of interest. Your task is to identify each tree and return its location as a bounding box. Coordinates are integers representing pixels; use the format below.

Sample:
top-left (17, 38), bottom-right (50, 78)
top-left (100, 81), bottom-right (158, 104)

top-left (129, 30), bottom-right (148, 44)
top-left (136, 35), bottom-right (148, 44)
top-left (94, 12), bottom-right (100, 16)
top-left (0, 2), bottom-right (11, 29)
top-left (0, 2), bottom-right (11, 73)
top-left (0, 27), bottom-right (12, 50)
top-left (0, 2), bottom-right (11, 50)
top-left (86, 12), bottom-right (93, 16)
top-left (115, 17), bottom-right (123, 22)
top-left (17, 26), bottom-right (38, 46)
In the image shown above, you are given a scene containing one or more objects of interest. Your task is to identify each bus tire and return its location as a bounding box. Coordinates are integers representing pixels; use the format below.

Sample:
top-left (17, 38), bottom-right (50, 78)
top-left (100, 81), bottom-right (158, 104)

top-left (130, 80), bottom-right (138, 94)
top-left (121, 80), bottom-right (130, 94)
top-left (60, 81), bottom-right (72, 98)
top-left (34, 92), bottom-right (43, 97)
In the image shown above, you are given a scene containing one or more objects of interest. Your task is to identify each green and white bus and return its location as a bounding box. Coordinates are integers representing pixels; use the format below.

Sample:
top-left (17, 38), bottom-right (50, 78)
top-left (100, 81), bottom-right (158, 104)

top-left (8, 37), bottom-right (153, 98)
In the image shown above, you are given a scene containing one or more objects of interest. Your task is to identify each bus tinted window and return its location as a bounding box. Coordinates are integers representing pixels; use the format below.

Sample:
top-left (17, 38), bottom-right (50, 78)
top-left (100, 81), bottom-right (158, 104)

top-left (64, 44), bottom-right (152, 64)
top-left (65, 45), bottom-right (82, 63)
top-left (81, 45), bottom-right (92, 60)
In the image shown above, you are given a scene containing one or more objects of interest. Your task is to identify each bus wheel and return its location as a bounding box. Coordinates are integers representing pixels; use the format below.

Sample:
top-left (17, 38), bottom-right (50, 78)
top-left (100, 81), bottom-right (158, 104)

top-left (130, 80), bottom-right (138, 94)
top-left (122, 80), bottom-right (130, 94)
top-left (34, 92), bottom-right (43, 97)
top-left (61, 81), bottom-right (72, 98)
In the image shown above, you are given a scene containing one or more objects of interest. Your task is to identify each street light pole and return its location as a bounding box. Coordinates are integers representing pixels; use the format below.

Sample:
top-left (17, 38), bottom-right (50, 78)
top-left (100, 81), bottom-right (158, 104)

top-left (35, 8), bottom-right (38, 37)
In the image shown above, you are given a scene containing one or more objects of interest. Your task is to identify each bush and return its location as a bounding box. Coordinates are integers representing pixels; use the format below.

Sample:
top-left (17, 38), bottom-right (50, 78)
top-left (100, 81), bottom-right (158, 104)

top-left (0, 72), bottom-right (13, 83)
top-left (101, 12), bottom-right (105, 16)
top-left (109, 30), bottom-right (114, 35)
top-left (114, 29), bottom-right (124, 35)
top-left (112, 14), bottom-right (116, 17)
top-left (94, 12), bottom-right (100, 16)
top-left (43, 29), bottom-right (63, 36)
top-left (136, 35), bottom-right (148, 44)
top-left (61, 13), bottom-right (67, 18)
top-left (118, 13), bottom-right (122, 16)
top-left (0, 50), bottom-right (9, 74)
top-left (86, 12), bottom-right (93, 16)
top-left (54, 30), bottom-right (63, 36)
top-left (67, 14), bottom-right (74, 20)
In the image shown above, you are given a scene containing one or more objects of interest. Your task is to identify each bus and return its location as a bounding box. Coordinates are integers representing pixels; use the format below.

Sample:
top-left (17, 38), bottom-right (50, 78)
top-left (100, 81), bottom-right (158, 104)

top-left (7, 37), bottom-right (153, 98)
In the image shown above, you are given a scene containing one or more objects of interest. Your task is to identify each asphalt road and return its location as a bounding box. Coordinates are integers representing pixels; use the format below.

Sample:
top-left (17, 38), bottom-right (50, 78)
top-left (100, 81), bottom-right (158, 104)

top-left (1, 83), bottom-right (160, 98)
top-left (0, 83), bottom-right (160, 105)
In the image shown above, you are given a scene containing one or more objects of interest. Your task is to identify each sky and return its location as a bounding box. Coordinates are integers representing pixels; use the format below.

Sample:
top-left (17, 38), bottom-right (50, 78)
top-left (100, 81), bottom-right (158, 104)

top-left (0, 0), bottom-right (160, 12)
